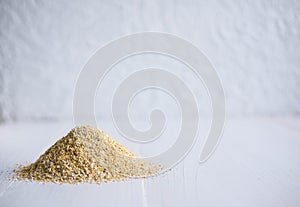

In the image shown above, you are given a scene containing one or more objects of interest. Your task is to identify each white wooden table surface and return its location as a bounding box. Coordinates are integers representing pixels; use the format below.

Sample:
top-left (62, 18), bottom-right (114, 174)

top-left (0, 117), bottom-right (300, 207)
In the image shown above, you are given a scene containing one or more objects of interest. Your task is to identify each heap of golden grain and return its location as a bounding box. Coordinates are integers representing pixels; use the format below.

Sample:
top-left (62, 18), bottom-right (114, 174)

top-left (14, 126), bottom-right (161, 184)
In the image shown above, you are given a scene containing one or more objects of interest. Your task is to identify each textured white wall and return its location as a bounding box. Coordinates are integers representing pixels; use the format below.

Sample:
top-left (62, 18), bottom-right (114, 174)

top-left (0, 0), bottom-right (300, 122)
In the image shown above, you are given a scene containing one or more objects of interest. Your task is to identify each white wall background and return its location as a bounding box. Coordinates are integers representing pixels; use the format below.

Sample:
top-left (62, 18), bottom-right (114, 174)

top-left (0, 0), bottom-right (300, 122)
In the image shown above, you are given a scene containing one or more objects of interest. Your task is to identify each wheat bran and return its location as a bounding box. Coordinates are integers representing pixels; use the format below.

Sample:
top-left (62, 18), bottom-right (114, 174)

top-left (14, 126), bottom-right (161, 184)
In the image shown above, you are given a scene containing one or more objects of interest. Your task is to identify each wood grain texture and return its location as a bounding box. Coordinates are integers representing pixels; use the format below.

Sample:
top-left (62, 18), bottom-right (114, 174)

top-left (0, 117), bottom-right (300, 207)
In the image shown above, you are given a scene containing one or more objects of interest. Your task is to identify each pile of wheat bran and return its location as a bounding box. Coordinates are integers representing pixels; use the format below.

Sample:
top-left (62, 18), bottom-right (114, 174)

top-left (14, 126), bottom-right (161, 184)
